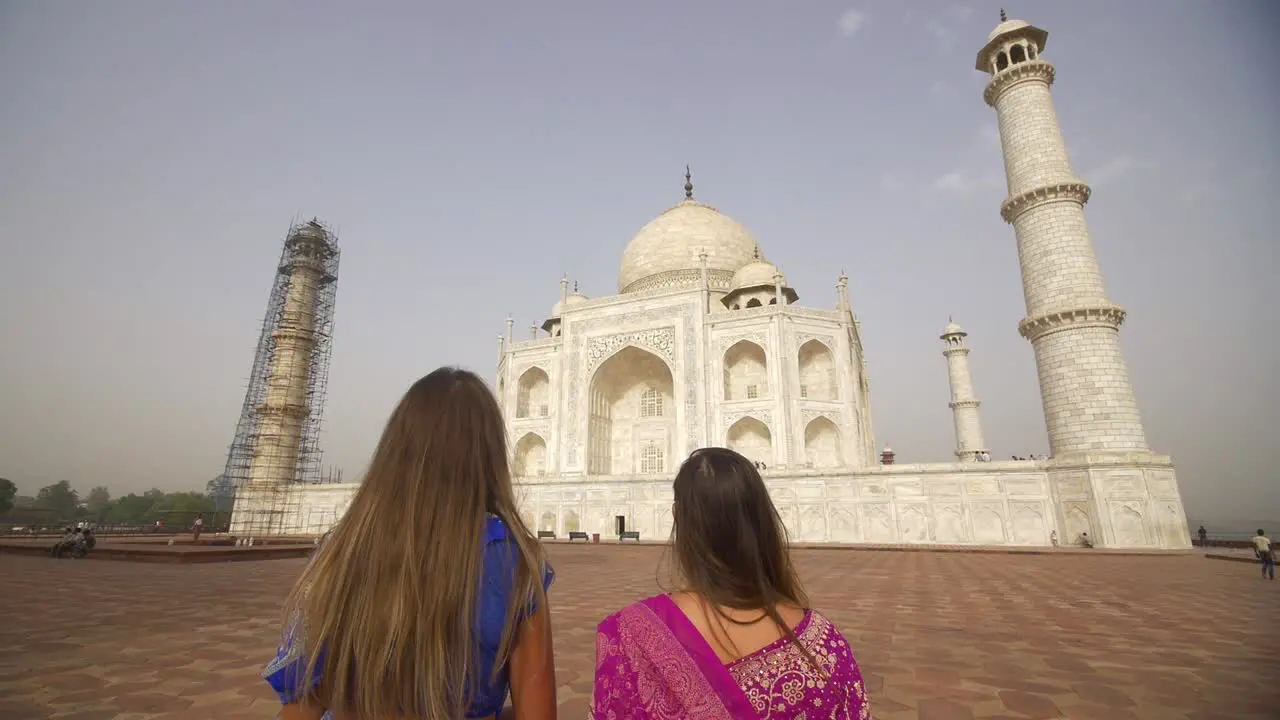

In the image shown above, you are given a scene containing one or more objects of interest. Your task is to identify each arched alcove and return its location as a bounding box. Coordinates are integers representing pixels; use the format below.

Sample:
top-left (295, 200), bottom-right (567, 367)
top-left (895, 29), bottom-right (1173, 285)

top-left (563, 509), bottom-right (581, 534)
top-left (726, 416), bottom-right (772, 465)
top-left (587, 346), bottom-right (675, 475)
top-left (516, 367), bottom-right (551, 418)
top-left (797, 339), bottom-right (836, 401)
top-left (803, 416), bottom-right (842, 468)
top-left (539, 511), bottom-right (556, 533)
top-left (513, 432), bottom-right (547, 477)
top-left (745, 298), bottom-right (762, 308)
top-left (1010, 43), bottom-right (1027, 64)
top-left (996, 51), bottom-right (1009, 71)
top-left (723, 340), bottom-right (768, 401)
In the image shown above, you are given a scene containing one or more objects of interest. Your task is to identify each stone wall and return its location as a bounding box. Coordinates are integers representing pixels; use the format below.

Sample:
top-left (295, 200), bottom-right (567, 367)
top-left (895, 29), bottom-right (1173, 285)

top-left (514, 456), bottom-right (1191, 549)
top-left (229, 482), bottom-right (359, 536)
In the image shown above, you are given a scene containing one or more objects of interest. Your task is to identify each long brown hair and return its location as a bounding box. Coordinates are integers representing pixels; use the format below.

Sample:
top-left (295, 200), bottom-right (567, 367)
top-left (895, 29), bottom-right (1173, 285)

top-left (281, 367), bottom-right (547, 718)
top-left (667, 447), bottom-right (820, 669)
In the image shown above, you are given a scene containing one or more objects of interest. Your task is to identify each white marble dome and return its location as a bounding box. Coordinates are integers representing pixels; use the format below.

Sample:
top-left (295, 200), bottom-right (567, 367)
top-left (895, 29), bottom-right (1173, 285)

top-left (618, 199), bottom-right (760, 294)
top-left (730, 256), bottom-right (782, 291)
top-left (987, 18), bottom-right (1029, 41)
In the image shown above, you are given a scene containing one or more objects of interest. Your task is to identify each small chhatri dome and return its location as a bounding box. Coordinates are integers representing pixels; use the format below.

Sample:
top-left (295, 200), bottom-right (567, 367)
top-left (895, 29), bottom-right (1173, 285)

top-left (976, 10), bottom-right (1048, 71)
top-left (729, 249), bottom-right (783, 292)
top-left (942, 320), bottom-right (967, 338)
top-left (565, 281), bottom-right (589, 306)
top-left (618, 169), bottom-right (762, 294)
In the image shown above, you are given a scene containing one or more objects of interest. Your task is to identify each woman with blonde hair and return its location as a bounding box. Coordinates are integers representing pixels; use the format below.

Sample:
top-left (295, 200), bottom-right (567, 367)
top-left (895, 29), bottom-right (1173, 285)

top-left (263, 367), bottom-right (557, 719)
top-left (592, 447), bottom-right (871, 718)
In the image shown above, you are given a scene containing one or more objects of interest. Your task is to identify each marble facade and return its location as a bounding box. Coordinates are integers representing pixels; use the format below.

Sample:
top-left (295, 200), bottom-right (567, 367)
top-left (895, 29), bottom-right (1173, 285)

top-left (266, 13), bottom-right (1191, 549)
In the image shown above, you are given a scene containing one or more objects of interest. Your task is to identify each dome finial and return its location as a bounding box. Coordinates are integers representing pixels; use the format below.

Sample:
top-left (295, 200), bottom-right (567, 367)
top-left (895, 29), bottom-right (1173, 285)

top-left (684, 165), bottom-right (694, 200)
top-left (573, 280), bottom-right (579, 293)
top-left (999, 8), bottom-right (1007, 22)
top-left (753, 246), bottom-right (761, 260)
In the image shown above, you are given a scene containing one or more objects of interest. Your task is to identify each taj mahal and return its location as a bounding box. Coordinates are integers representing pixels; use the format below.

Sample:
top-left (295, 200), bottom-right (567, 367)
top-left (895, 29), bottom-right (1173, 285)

top-left (229, 13), bottom-right (1192, 549)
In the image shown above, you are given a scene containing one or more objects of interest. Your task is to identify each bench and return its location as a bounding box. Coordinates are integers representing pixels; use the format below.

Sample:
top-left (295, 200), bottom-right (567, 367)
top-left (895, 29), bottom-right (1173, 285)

top-left (536, 531), bottom-right (556, 540)
top-left (620, 531), bottom-right (641, 542)
top-left (568, 532), bottom-right (590, 542)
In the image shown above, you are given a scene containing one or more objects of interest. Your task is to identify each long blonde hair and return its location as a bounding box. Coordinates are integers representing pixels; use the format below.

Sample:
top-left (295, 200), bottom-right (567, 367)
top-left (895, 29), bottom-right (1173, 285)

top-left (282, 367), bottom-right (547, 718)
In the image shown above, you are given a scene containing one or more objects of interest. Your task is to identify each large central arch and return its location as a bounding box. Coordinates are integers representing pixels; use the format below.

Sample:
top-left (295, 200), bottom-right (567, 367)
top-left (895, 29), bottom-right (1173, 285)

top-left (587, 345), bottom-right (676, 475)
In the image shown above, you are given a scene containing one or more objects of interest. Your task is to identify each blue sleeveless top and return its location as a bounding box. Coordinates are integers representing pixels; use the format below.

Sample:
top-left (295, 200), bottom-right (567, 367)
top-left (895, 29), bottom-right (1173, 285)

top-left (262, 516), bottom-right (555, 718)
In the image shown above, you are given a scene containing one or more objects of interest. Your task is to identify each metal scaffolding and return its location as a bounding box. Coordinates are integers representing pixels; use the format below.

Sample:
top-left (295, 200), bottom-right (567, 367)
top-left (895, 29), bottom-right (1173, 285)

top-left (218, 218), bottom-right (341, 536)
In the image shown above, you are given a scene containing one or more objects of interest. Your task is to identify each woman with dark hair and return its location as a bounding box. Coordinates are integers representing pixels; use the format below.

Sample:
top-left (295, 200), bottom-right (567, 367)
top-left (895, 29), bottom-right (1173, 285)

top-left (591, 447), bottom-right (871, 718)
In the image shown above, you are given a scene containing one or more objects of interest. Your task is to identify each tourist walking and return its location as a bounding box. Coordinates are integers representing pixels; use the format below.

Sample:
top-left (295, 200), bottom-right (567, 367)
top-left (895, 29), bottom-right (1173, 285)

top-left (1253, 529), bottom-right (1275, 580)
top-left (263, 368), bottom-right (557, 720)
top-left (192, 514), bottom-right (203, 542)
top-left (591, 447), bottom-right (871, 718)
top-left (1197, 525), bottom-right (1207, 547)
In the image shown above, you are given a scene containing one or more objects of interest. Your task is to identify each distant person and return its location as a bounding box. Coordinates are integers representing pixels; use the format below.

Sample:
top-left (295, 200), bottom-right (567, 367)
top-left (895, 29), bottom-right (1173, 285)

top-left (263, 367), bottom-right (557, 720)
top-left (1197, 525), bottom-right (1207, 548)
top-left (51, 527), bottom-right (77, 558)
top-left (192, 514), bottom-right (204, 542)
top-left (1050, 530), bottom-right (1059, 547)
top-left (1253, 529), bottom-right (1274, 581)
top-left (591, 447), bottom-right (871, 717)
top-left (1080, 532), bottom-right (1093, 548)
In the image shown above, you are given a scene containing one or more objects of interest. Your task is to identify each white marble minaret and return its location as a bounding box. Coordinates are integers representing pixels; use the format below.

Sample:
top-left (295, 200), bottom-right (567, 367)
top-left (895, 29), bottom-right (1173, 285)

top-left (977, 12), bottom-right (1148, 458)
top-left (246, 221), bottom-right (334, 489)
top-left (941, 320), bottom-right (987, 461)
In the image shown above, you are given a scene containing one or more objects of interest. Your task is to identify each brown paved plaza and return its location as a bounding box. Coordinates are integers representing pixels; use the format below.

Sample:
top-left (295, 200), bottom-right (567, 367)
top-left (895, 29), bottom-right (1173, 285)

top-left (1, 546), bottom-right (1276, 720)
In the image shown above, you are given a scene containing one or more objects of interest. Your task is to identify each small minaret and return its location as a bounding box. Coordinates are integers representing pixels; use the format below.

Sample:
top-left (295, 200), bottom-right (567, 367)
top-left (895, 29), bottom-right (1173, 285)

top-left (505, 315), bottom-right (514, 345)
top-left (836, 271), bottom-right (850, 322)
top-left (560, 274), bottom-right (570, 304)
top-left (698, 248), bottom-right (710, 314)
top-left (941, 320), bottom-right (988, 462)
top-left (977, 12), bottom-right (1148, 456)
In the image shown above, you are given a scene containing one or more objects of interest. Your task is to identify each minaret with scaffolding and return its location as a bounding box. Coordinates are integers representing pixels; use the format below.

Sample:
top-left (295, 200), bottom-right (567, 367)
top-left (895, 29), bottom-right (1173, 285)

top-left (224, 219), bottom-right (340, 536)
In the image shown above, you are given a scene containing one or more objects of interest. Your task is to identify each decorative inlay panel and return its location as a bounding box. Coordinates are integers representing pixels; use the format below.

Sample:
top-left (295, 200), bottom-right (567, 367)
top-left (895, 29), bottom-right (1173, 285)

top-left (800, 409), bottom-right (839, 425)
top-left (794, 333), bottom-right (835, 351)
top-left (722, 409), bottom-right (772, 430)
top-left (585, 327), bottom-right (676, 374)
top-left (718, 332), bottom-right (768, 354)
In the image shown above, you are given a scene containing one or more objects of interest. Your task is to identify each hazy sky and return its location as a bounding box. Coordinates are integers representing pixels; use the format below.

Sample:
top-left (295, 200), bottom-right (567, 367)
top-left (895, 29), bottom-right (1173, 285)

top-left (1, 1), bottom-right (1276, 526)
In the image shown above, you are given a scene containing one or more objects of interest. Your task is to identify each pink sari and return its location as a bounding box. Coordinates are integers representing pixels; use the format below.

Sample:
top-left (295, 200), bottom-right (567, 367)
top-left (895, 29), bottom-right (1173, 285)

top-left (592, 594), bottom-right (871, 719)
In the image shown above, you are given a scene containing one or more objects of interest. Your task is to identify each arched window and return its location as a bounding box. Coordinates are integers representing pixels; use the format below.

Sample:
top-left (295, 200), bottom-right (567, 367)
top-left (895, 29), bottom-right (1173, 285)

top-left (640, 387), bottom-right (664, 418)
top-left (996, 51), bottom-right (1009, 71)
top-left (746, 298), bottom-right (762, 308)
top-left (1010, 44), bottom-right (1026, 64)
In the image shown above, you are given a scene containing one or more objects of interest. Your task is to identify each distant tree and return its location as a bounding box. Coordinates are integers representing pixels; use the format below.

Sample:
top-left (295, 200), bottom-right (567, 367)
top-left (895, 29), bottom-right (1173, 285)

top-left (104, 493), bottom-right (154, 526)
top-left (206, 475), bottom-right (234, 498)
top-left (85, 486), bottom-right (112, 516)
top-left (34, 481), bottom-right (80, 521)
top-left (0, 478), bottom-right (15, 515)
top-left (100, 488), bottom-right (217, 526)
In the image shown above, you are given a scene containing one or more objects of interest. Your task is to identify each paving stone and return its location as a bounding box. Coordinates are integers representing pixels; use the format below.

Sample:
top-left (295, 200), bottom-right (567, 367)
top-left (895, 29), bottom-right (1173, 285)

top-left (1, 548), bottom-right (1277, 719)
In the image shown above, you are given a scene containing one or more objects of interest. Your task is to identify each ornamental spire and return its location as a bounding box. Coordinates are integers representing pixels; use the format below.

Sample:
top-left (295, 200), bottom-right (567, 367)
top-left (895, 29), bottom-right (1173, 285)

top-left (999, 8), bottom-right (1007, 22)
top-left (684, 165), bottom-right (694, 200)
